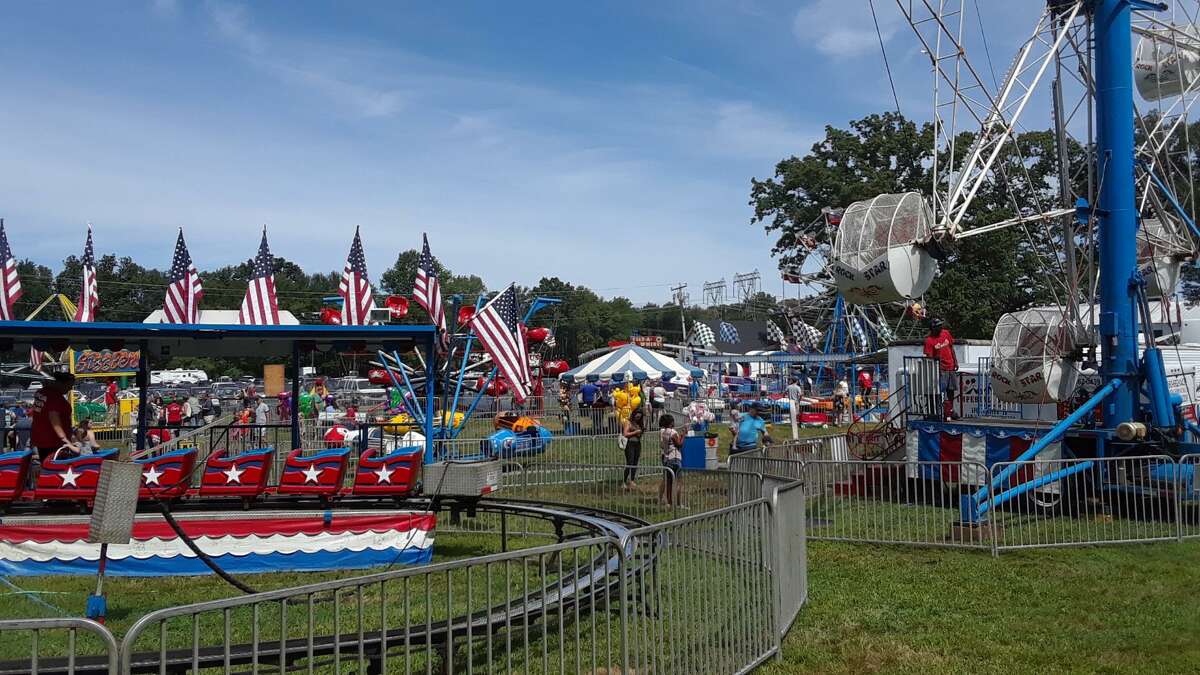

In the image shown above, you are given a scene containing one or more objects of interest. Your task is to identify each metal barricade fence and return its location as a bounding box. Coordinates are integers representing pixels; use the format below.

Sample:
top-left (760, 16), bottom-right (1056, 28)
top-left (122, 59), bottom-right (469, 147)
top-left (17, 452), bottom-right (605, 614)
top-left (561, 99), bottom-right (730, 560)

top-left (768, 480), bottom-right (807, 637)
top-left (428, 433), bottom-right (659, 468)
top-left (0, 617), bottom-right (119, 675)
top-left (502, 463), bottom-right (762, 525)
top-left (619, 499), bottom-right (779, 674)
top-left (803, 459), bottom-right (992, 549)
top-left (119, 537), bottom-right (627, 675)
top-left (1182, 453), bottom-right (1200, 541)
top-left (768, 432), bottom-right (849, 462)
top-left (987, 455), bottom-right (1184, 551)
top-left (902, 356), bottom-right (943, 419)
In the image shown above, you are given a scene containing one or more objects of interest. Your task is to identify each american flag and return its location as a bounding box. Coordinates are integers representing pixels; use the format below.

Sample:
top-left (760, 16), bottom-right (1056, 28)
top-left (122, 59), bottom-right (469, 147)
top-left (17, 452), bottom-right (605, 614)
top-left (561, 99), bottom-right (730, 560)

top-left (0, 220), bottom-right (23, 321)
top-left (413, 233), bottom-right (448, 349)
top-left (338, 227), bottom-right (376, 326)
top-left (239, 228), bottom-right (280, 325)
top-left (73, 225), bottom-right (99, 322)
top-left (162, 229), bottom-right (204, 324)
top-left (468, 285), bottom-right (532, 402)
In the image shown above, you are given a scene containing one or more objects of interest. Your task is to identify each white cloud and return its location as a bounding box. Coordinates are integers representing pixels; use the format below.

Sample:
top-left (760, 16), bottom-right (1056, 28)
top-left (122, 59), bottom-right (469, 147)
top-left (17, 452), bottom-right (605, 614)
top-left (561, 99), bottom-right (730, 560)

top-left (207, 2), bottom-right (264, 55)
top-left (710, 101), bottom-right (816, 160)
top-left (792, 0), bottom-right (901, 59)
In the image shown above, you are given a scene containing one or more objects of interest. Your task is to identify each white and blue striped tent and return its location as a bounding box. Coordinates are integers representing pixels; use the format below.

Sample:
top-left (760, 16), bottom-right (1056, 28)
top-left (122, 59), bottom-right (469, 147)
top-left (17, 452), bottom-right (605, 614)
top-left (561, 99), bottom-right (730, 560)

top-left (560, 344), bottom-right (704, 384)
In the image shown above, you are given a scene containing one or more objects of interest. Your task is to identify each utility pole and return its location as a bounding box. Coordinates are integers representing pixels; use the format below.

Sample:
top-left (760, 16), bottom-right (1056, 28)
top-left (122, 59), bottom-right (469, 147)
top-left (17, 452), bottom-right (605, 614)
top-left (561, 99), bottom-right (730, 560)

top-left (671, 283), bottom-right (689, 346)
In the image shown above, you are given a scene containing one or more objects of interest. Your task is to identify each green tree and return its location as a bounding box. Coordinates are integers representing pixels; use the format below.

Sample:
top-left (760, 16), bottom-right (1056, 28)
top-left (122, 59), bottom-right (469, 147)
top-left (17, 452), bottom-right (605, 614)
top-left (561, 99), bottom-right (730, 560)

top-left (55, 254), bottom-right (168, 322)
top-left (750, 111), bottom-right (1072, 339)
top-left (378, 249), bottom-right (486, 324)
top-left (13, 260), bottom-right (57, 320)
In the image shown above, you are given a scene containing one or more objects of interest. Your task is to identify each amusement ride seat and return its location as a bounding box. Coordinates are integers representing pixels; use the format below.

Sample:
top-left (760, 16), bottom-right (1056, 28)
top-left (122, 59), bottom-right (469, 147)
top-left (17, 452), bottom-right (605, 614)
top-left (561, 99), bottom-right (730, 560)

top-left (352, 445), bottom-right (422, 496)
top-left (277, 447), bottom-right (351, 500)
top-left (200, 446), bottom-right (275, 504)
top-left (34, 448), bottom-right (118, 503)
top-left (135, 447), bottom-right (198, 500)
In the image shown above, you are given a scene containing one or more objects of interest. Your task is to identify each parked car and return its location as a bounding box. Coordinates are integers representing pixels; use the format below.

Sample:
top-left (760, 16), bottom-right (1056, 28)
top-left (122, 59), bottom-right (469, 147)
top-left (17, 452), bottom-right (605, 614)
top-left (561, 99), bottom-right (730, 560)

top-left (334, 377), bottom-right (387, 400)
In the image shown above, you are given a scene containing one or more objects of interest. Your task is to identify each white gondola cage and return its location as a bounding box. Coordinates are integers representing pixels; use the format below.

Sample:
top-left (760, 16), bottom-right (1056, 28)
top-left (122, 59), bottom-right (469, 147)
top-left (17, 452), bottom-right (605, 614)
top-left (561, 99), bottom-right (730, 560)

top-left (1134, 26), bottom-right (1200, 102)
top-left (989, 308), bottom-right (1087, 404)
top-left (831, 192), bottom-right (938, 304)
top-left (1138, 216), bottom-right (1191, 297)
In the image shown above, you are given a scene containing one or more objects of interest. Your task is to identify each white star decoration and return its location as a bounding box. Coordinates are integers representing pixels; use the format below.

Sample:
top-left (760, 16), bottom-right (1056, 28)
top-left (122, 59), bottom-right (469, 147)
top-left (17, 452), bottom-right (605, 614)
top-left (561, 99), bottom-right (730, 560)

top-left (373, 465), bottom-right (394, 484)
top-left (59, 467), bottom-right (80, 487)
top-left (223, 465), bottom-right (245, 484)
top-left (301, 465), bottom-right (323, 484)
top-left (142, 465), bottom-right (163, 486)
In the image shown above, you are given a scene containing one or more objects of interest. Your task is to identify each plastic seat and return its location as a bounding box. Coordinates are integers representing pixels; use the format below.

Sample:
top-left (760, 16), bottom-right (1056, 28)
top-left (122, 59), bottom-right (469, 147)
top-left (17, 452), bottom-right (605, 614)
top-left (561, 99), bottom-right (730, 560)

top-left (352, 446), bottom-right (422, 496)
top-left (277, 448), bottom-right (350, 498)
top-left (0, 450), bottom-right (33, 504)
top-left (200, 447), bottom-right (274, 499)
top-left (136, 447), bottom-right (198, 500)
top-left (34, 449), bottom-right (118, 501)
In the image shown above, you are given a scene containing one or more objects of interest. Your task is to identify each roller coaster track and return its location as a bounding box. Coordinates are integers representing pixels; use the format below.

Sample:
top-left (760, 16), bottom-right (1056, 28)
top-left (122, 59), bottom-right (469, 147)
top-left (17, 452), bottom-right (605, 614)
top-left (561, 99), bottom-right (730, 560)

top-left (0, 497), bottom-right (650, 675)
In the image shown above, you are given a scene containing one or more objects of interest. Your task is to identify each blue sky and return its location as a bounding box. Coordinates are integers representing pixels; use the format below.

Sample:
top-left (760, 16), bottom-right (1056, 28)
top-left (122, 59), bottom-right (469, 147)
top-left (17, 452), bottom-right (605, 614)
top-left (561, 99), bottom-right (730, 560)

top-left (0, 1), bottom-right (1034, 304)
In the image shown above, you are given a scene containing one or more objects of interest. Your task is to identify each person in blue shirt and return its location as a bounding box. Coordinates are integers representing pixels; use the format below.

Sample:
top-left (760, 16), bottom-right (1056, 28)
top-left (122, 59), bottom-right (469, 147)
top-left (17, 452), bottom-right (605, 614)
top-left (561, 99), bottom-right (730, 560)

top-left (733, 403), bottom-right (769, 454)
top-left (579, 381), bottom-right (599, 410)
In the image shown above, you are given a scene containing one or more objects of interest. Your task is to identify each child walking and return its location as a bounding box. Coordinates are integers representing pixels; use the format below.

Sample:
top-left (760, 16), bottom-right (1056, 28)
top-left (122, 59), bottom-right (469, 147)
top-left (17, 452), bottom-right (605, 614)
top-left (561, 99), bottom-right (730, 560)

top-left (658, 414), bottom-right (683, 507)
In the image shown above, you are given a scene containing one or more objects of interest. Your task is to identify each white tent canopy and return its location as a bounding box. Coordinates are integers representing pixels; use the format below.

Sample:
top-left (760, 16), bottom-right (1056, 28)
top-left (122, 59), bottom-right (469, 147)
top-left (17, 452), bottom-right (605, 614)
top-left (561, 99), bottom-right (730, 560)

top-left (560, 344), bottom-right (703, 384)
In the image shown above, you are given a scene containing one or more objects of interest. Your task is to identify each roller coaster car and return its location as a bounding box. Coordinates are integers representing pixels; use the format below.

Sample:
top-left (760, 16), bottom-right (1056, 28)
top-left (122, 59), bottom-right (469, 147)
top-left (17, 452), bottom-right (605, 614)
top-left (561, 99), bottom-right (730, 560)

top-left (382, 411), bottom-right (464, 435)
top-left (200, 447), bottom-right (274, 501)
top-left (277, 448), bottom-right (350, 499)
top-left (485, 416), bottom-right (552, 459)
top-left (136, 447), bottom-right (197, 501)
top-left (0, 450), bottom-right (33, 505)
top-left (34, 448), bottom-right (118, 503)
top-left (352, 446), bottom-right (422, 496)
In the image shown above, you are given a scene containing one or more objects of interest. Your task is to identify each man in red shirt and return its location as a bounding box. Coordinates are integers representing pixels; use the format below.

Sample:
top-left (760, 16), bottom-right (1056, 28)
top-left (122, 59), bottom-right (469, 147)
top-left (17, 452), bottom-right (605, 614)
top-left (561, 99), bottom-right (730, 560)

top-left (923, 318), bottom-right (958, 420)
top-left (104, 378), bottom-right (118, 423)
top-left (31, 372), bottom-right (79, 461)
top-left (165, 397), bottom-right (184, 427)
top-left (857, 368), bottom-right (875, 405)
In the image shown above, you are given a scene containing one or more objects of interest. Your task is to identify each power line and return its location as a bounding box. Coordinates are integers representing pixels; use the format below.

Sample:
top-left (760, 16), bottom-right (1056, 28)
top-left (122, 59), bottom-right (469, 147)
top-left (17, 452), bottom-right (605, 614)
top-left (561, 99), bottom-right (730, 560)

top-left (869, 0), bottom-right (903, 115)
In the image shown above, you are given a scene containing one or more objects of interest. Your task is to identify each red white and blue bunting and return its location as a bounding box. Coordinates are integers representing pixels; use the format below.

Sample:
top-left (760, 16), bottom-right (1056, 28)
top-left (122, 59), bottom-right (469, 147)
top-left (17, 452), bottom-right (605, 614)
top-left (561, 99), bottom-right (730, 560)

top-left (0, 512), bottom-right (435, 576)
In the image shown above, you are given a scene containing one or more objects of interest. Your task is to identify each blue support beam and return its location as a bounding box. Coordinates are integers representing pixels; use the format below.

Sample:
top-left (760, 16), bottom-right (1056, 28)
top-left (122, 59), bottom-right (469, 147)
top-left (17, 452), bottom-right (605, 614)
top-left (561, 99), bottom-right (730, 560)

top-left (966, 377), bottom-right (1121, 517)
top-left (1094, 0), bottom-right (1141, 427)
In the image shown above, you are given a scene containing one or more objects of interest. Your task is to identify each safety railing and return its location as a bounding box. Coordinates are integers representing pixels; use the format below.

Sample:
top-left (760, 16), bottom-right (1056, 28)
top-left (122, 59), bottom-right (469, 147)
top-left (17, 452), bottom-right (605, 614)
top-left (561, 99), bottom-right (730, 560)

top-left (768, 479), bottom-right (808, 636)
top-left (619, 499), bottom-right (779, 674)
top-left (736, 449), bottom-right (1200, 555)
top-left (118, 537), bottom-right (626, 675)
top-left (0, 617), bottom-right (119, 675)
top-left (988, 454), bottom-right (1188, 552)
top-left (802, 459), bottom-right (993, 550)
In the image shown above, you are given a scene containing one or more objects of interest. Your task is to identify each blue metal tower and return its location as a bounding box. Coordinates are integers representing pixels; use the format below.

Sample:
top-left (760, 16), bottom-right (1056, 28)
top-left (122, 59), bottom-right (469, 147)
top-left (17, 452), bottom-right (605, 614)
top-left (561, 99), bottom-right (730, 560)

top-left (1094, 0), bottom-right (1147, 426)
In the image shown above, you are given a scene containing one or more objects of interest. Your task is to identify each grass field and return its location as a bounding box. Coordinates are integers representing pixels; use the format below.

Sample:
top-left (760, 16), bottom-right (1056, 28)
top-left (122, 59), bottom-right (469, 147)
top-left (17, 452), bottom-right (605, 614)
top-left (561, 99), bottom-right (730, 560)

top-left (773, 540), bottom-right (1200, 674)
top-left (7, 534), bottom-right (1199, 673)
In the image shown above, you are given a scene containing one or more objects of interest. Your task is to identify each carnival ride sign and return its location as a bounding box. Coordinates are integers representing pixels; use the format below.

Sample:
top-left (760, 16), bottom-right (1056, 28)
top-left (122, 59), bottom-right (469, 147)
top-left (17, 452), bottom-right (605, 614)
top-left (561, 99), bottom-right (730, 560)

top-left (71, 349), bottom-right (142, 378)
top-left (631, 335), bottom-right (664, 349)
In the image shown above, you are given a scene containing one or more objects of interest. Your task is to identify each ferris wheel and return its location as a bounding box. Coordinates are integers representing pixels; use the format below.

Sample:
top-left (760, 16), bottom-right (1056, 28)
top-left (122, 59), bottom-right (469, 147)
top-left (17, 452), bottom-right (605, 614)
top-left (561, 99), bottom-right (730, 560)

top-left (815, 0), bottom-right (1200, 405)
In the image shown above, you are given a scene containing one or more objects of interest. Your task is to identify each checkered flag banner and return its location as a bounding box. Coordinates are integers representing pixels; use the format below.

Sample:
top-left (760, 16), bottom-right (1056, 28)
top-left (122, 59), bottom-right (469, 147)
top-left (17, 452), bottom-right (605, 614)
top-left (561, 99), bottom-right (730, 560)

top-left (766, 319), bottom-right (787, 348)
top-left (719, 321), bottom-right (739, 344)
top-left (874, 317), bottom-right (895, 346)
top-left (787, 313), bottom-right (823, 350)
top-left (689, 320), bottom-right (715, 348)
top-left (848, 316), bottom-right (867, 351)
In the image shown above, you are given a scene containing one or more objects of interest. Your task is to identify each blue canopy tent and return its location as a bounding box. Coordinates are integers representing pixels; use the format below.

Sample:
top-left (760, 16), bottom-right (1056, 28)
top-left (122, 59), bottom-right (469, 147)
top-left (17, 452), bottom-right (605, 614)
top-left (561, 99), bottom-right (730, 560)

top-left (560, 344), bottom-right (703, 384)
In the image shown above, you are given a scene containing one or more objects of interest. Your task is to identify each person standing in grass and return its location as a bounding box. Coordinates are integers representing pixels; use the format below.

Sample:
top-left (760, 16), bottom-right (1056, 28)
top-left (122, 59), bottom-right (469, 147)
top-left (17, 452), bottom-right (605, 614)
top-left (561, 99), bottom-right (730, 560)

top-left (621, 407), bottom-right (645, 489)
top-left (733, 402), bottom-right (770, 455)
top-left (658, 413), bottom-right (683, 506)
